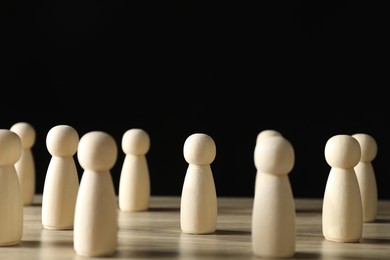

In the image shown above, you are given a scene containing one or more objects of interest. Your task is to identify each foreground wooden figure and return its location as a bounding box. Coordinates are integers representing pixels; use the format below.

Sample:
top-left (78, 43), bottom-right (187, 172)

top-left (0, 129), bottom-right (23, 246)
top-left (42, 125), bottom-right (80, 230)
top-left (322, 134), bottom-right (363, 242)
top-left (180, 133), bottom-right (217, 235)
top-left (252, 135), bottom-right (296, 258)
top-left (73, 131), bottom-right (118, 257)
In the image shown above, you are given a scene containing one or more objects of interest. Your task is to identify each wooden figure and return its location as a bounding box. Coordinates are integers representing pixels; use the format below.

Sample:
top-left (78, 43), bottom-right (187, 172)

top-left (352, 133), bottom-right (378, 222)
top-left (256, 129), bottom-right (282, 144)
top-left (322, 134), bottom-right (363, 242)
top-left (254, 129), bottom-right (282, 191)
top-left (118, 128), bottom-right (151, 212)
top-left (0, 129), bottom-right (23, 246)
top-left (42, 125), bottom-right (80, 230)
top-left (180, 133), bottom-right (217, 234)
top-left (252, 135), bottom-right (296, 258)
top-left (10, 122), bottom-right (36, 206)
top-left (73, 131), bottom-right (118, 257)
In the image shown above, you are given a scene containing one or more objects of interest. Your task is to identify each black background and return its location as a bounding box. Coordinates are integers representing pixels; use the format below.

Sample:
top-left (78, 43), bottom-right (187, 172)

top-left (1, 1), bottom-right (389, 199)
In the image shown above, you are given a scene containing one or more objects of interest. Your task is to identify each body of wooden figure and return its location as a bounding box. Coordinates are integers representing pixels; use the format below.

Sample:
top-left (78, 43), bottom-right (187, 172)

top-left (0, 130), bottom-right (23, 246)
top-left (322, 134), bottom-right (363, 242)
top-left (42, 125), bottom-right (80, 230)
top-left (73, 131), bottom-right (118, 257)
top-left (180, 133), bottom-right (217, 235)
top-left (252, 135), bottom-right (296, 258)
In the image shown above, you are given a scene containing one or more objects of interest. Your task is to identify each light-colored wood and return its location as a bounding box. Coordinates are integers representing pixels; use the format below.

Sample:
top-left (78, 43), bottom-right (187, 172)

top-left (118, 128), bottom-right (151, 212)
top-left (352, 133), bottom-right (378, 222)
top-left (0, 129), bottom-right (23, 246)
top-left (1, 195), bottom-right (390, 259)
top-left (255, 129), bottom-right (282, 144)
top-left (180, 133), bottom-right (217, 234)
top-left (10, 122), bottom-right (36, 206)
top-left (323, 134), bottom-right (363, 242)
top-left (252, 135), bottom-right (296, 258)
top-left (74, 131), bottom-right (118, 257)
top-left (254, 129), bottom-right (282, 191)
top-left (42, 125), bottom-right (80, 230)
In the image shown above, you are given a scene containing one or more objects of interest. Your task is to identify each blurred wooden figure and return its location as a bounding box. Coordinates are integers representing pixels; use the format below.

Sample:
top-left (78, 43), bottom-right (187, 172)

top-left (252, 135), bottom-right (296, 258)
top-left (73, 131), bottom-right (118, 257)
top-left (323, 134), bottom-right (363, 242)
top-left (118, 128), bottom-right (151, 212)
top-left (10, 122), bottom-right (36, 206)
top-left (42, 125), bottom-right (80, 230)
top-left (180, 133), bottom-right (217, 234)
top-left (352, 133), bottom-right (378, 222)
top-left (255, 129), bottom-right (282, 144)
top-left (0, 129), bottom-right (23, 246)
top-left (254, 129), bottom-right (282, 190)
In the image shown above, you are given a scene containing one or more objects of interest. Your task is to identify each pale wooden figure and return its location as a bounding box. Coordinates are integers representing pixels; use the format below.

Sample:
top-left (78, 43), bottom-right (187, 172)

top-left (42, 125), bottom-right (80, 230)
top-left (254, 129), bottom-right (282, 190)
top-left (323, 134), bottom-right (363, 242)
top-left (0, 129), bottom-right (23, 246)
top-left (74, 131), bottom-right (118, 257)
top-left (118, 128), bottom-right (151, 212)
top-left (352, 133), bottom-right (378, 222)
top-left (256, 129), bottom-right (282, 144)
top-left (252, 135), bottom-right (296, 258)
top-left (10, 122), bottom-right (36, 205)
top-left (180, 133), bottom-right (217, 234)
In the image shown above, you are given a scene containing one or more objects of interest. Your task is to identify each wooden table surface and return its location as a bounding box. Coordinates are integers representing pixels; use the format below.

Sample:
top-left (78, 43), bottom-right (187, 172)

top-left (1, 195), bottom-right (390, 259)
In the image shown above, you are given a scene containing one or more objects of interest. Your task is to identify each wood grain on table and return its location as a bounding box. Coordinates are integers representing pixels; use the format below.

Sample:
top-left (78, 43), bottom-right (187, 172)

top-left (1, 195), bottom-right (390, 259)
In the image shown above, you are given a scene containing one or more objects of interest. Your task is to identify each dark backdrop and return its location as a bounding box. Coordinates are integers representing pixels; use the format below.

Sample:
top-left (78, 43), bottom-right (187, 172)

top-left (2, 1), bottom-right (389, 199)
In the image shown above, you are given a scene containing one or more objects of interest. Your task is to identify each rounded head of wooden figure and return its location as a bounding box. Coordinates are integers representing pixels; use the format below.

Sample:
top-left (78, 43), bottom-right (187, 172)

top-left (10, 122), bottom-right (36, 149)
top-left (0, 129), bottom-right (22, 166)
top-left (254, 135), bottom-right (294, 175)
top-left (121, 128), bottom-right (150, 156)
top-left (46, 125), bottom-right (79, 157)
top-left (77, 131), bottom-right (118, 171)
top-left (352, 133), bottom-right (377, 163)
top-left (256, 129), bottom-right (282, 144)
top-left (183, 133), bottom-right (216, 165)
top-left (325, 134), bottom-right (361, 169)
